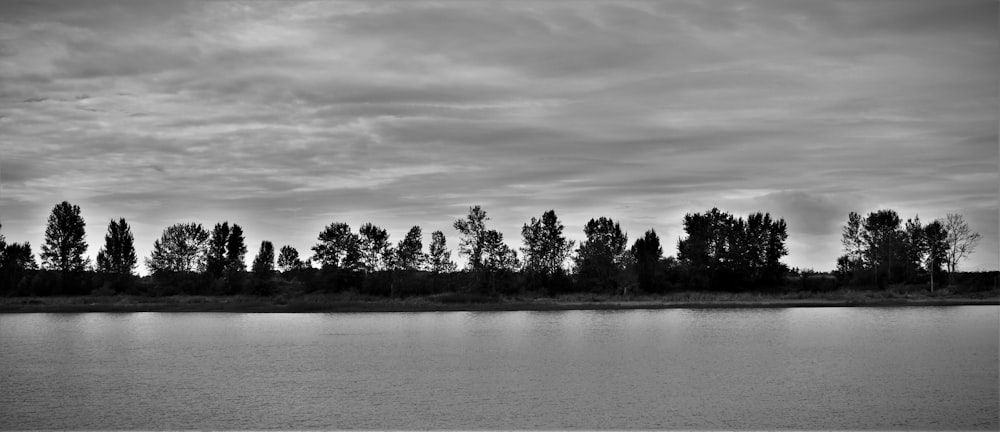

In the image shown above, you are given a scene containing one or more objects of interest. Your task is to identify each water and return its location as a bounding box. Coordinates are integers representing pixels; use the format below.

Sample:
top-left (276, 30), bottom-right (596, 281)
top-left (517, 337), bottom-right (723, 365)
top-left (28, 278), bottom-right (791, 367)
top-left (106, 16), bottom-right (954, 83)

top-left (1, 307), bottom-right (997, 429)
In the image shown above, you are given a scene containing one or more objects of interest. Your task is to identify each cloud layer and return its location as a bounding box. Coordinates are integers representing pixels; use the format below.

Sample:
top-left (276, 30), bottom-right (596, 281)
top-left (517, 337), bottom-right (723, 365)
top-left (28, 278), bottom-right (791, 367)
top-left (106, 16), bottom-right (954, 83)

top-left (1, 0), bottom-right (996, 272)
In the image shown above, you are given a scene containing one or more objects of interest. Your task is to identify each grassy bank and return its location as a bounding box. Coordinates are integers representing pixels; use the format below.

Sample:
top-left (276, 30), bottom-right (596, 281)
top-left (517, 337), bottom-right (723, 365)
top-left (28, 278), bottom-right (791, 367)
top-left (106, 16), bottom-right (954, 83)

top-left (0, 288), bottom-right (996, 313)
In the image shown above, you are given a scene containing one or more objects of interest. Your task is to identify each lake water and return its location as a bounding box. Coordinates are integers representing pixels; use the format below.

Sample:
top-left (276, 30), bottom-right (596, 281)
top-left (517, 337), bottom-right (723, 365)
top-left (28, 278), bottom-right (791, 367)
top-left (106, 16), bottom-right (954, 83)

top-left (0, 307), bottom-right (997, 429)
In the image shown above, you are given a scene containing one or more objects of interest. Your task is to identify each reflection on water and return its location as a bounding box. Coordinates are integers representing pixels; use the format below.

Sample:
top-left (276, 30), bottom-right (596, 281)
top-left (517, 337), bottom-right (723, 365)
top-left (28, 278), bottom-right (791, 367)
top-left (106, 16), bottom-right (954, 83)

top-left (0, 307), bottom-right (997, 429)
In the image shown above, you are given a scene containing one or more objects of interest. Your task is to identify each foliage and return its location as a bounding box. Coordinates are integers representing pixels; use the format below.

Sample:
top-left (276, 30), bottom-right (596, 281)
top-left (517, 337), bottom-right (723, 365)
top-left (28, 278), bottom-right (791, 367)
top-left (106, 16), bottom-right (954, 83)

top-left (146, 223), bottom-right (209, 274)
top-left (277, 245), bottom-right (305, 272)
top-left (453, 205), bottom-right (489, 271)
top-left (677, 208), bottom-right (788, 290)
top-left (312, 222), bottom-right (362, 271)
top-left (521, 209), bottom-right (575, 276)
top-left (574, 217), bottom-right (629, 293)
top-left (395, 226), bottom-right (424, 271)
top-left (358, 222), bottom-right (392, 272)
top-left (253, 240), bottom-right (275, 276)
top-left (427, 230), bottom-right (456, 273)
top-left (40, 201), bottom-right (89, 272)
top-left (96, 218), bottom-right (137, 277)
top-left (631, 229), bottom-right (663, 293)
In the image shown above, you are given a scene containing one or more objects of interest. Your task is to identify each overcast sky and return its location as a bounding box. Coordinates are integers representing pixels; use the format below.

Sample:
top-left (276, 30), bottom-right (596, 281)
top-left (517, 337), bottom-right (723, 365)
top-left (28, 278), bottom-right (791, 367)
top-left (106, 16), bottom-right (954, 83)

top-left (1, 0), bottom-right (997, 274)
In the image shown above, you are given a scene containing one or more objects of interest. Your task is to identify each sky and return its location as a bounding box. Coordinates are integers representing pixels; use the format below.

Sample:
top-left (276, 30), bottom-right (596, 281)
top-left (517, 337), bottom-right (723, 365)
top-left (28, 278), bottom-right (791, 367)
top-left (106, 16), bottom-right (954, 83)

top-left (1, 0), bottom-right (997, 274)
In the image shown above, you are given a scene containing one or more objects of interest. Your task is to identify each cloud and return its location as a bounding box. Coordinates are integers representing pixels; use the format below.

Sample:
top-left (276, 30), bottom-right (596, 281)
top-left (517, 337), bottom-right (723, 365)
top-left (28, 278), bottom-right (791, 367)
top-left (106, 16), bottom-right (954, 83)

top-left (0, 0), bottom-right (996, 273)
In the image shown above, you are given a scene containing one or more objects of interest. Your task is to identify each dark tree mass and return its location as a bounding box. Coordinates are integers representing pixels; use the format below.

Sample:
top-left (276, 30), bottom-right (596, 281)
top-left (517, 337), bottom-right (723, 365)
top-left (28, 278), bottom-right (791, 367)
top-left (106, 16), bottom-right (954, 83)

top-left (0, 201), bottom-right (992, 298)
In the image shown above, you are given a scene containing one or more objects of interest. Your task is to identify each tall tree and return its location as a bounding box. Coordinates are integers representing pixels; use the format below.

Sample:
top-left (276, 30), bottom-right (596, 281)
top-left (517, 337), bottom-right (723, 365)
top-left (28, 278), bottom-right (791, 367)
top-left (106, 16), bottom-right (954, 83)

top-left (940, 213), bottom-right (982, 274)
top-left (395, 226), bottom-right (424, 271)
top-left (226, 224), bottom-right (247, 273)
top-left (631, 229), bottom-right (663, 293)
top-left (902, 216), bottom-right (927, 281)
top-left (862, 209), bottom-right (903, 284)
top-left (146, 223), bottom-right (209, 273)
top-left (252, 240), bottom-right (275, 276)
top-left (427, 230), bottom-right (456, 273)
top-left (40, 201), bottom-right (89, 272)
top-left (482, 230), bottom-right (519, 273)
top-left (678, 208), bottom-right (787, 289)
top-left (574, 217), bottom-right (629, 292)
top-left (840, 211), bottom-right (865, 271)
top-left (206, 222), bottom-right (231, 277)
top-left (312, 222), bottom-right (361, 270)
top-left (277, 245), bottom-right (304, 272)
top-left (521, 209), bottom-right (575, 276)
top-left (923, 220), bottom-right (948, 291)
top-left (96, 218), bottom-right (137, 277)
top-left (453, 205), bottom-right (489, 271)
top-left (482, 229), bottom-right (519, 293)
top-left (0, 223), bottom-right (38, 293)
top-left (677, 208), bottom-right (730, 274)
top-left (358, 222), bottom-right (391, 272)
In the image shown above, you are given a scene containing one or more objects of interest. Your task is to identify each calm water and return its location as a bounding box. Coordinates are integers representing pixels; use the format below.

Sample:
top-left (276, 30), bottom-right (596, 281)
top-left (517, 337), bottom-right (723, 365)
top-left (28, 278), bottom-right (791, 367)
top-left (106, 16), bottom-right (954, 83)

top-left (0, 307), bottom-right (997, 429)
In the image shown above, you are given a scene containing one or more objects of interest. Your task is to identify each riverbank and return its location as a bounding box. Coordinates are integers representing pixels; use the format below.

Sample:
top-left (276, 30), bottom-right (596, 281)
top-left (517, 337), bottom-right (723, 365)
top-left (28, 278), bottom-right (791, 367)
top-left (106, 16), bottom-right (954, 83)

top-left (0, 289), bottom-right (996, 313)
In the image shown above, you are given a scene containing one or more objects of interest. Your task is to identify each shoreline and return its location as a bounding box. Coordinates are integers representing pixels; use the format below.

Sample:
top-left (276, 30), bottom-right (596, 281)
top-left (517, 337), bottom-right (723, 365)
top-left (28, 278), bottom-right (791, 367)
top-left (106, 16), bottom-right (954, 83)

top-left (1, 293), bottom-right (996, 313)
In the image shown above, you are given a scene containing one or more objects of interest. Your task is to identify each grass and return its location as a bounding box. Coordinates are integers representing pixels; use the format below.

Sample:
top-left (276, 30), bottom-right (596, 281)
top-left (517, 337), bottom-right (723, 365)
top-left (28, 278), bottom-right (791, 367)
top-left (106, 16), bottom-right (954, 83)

top-left (0, 287), bottom-right (996, 313)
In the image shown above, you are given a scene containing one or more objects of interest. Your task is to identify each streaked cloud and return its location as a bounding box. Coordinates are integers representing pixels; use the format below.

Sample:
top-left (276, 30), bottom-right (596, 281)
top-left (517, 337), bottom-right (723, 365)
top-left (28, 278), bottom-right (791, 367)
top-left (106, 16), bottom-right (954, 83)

top-left (1, 0), bottom-right (996, 272)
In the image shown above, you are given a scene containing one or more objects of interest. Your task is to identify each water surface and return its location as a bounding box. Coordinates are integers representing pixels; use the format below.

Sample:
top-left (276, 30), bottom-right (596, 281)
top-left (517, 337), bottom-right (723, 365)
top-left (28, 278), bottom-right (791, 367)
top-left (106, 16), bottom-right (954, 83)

top-left (1, 307), bottom-right (997, 429)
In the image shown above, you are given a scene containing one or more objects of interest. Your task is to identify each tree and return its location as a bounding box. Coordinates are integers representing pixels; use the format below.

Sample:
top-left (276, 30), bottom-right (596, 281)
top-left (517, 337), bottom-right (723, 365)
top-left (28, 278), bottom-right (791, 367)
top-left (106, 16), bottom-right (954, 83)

top-left (631, 229), bottom-right (663, 293)
top-left (206, 222), bottom-right (231, 277)
top-left (312, 222), bottom-right (361, 270)
top-left (861, 209), bottom-right (903, 285)
top-left (480, 229), bottom-right (519, 294)
top-left (574, 217), bottom-right (629, 292)
top-left (482, 230), bottom-right (519, 272)
top-left (427, 230), bottom-right (456, 273)
top-left (146, 223), bottom-right (209, 273)
top-left (0, 223), bottom-right (38, 294)
top-left (395, 226), bottom-right (424, 271)
top-left (277, 245), bottom-right (304, 272)
top-left (902, 216), bottom-right (927, 282)
top-left (226, 224), bottom-right (247, 273)
top-left (923, 220), bottom-right (948, 291)
top-left (521, 210), bottom-right (575, 276)
top-left (941, 213), bottom-right (982, 275)
top-left (453, 205), bottom-right (489, 271)
top-left (96, 218), bottom-right (137, 277)
top-left (358, 222), bottom-right (391, 272)
top-left (252, 240), bottom-right (275, 276)
top-left (678, 208), bottom-right (787, 289)
top-left (840, 211), bottom-right (865, 271)
top-left (40, 201), bottom-right (88, 272)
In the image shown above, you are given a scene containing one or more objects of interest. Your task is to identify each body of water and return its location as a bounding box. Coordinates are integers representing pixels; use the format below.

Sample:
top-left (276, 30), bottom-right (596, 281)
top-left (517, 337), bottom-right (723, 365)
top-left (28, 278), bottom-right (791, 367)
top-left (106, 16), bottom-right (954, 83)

top-left (1, 307), bottom-right (997, 429)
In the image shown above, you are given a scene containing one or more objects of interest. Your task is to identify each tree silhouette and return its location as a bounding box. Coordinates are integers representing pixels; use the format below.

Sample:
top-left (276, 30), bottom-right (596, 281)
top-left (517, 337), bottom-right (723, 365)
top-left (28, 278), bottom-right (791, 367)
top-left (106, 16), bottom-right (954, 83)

top-left (277, 245), bottom-right (304, 272)
top-left (252, 240), bottom-right (275, 276)
top-left (862, 209), bottom-right (903, 285)
top-left (521, 210), bottom-right (574, 276)
top-left (312, 222), bottom-right (362, 270)
top-left (40, 201), bottom-right (88, 272)
top-left (226, 224), bottom-right (247, 273)
top-left (631, 229), bottom-right (663, 293)
top-left (453, 205), bottom-right (489, 272)
top-left (96, 218), bottom-right (137, 277)
top-left (206, 222), bottom-right (232, 277)
top-left (358, 222), bottom-right (391, 272)
top-left (427, 230), bottom-right (456, 273)
top-left (395, 226), bottom-right (424, 271)
top-left (678, 208), bottom-right (787, 289)
top-left (923, 220), bottom-right (948, 291)
top-left (575, 217), bottom-right (629, 292)
top-left (147, 222), bottom-right (209, 273)
top-left (941, 213), bottom-right (981, 275)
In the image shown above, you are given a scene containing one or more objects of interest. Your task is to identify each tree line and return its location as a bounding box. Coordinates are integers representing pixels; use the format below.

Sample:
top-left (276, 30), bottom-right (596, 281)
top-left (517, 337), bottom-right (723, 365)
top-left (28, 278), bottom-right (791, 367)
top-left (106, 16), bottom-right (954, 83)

top-left (0, 201), bottom-right (989, 298)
